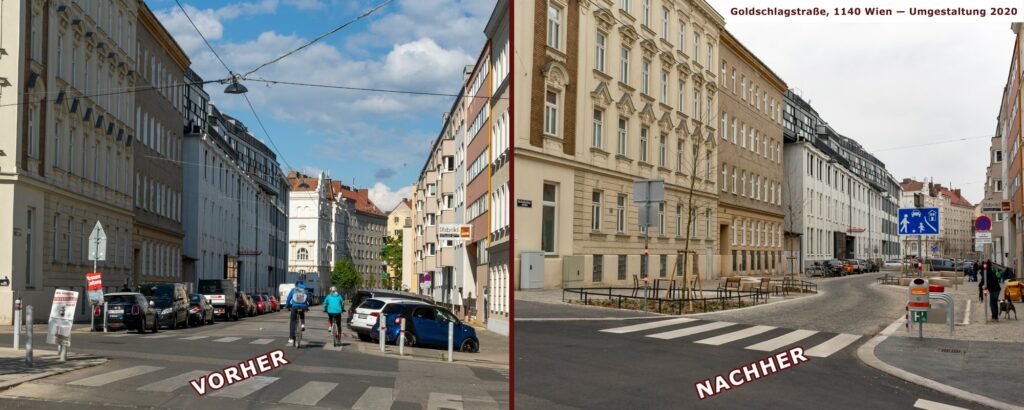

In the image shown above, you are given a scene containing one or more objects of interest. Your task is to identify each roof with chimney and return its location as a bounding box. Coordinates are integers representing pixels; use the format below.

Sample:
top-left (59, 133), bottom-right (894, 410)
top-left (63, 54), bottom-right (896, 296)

top-left (331, 181), bottom-right (385, 217)
top-left (288, 171), bottom-right (320, 192)
top-left (901, 178), bottom-right (974, 208)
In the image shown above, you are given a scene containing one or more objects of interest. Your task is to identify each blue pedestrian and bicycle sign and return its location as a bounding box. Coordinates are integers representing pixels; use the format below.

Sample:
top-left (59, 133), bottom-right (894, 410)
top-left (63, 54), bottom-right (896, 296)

top-left (898, 207), bottom-right (940, 236)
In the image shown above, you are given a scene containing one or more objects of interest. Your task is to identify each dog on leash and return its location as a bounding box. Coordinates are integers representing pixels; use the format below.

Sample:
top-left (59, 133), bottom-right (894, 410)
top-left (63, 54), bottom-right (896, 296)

top-left (1000, 298), bottom-right (1017, 320)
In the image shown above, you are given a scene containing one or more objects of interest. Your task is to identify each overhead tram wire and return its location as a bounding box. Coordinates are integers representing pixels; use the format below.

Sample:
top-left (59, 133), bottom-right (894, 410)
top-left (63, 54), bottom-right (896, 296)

top-left (0, 79), bottom-right (225, 108)
top-left (241, 93), bottom-right (295, 175)
top-left (245, 78), bottom-right (507, 100)
top-left (241, 0), bottom-right (394, 78)
top-left (174, 0), bottom-right (234, 77)
top-left (871, 135), bottom-right (992, 153)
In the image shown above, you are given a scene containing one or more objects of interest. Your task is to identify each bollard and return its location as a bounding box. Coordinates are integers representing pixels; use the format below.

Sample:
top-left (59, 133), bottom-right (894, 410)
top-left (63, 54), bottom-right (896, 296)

top-left (103, 301), bottom-right (108, 333)
top-left (90, 300), bottom-right (96, 332)
top-left (13, 298), bottom-right (21, 349)
top-left (25, 306), bottom-right (33, 367)
top-left (399, 317), bottom-right (406, 356)
top-left (379, 321), bottom-right (386, 352)
top-left (447, 321), bottom-right (453, 363)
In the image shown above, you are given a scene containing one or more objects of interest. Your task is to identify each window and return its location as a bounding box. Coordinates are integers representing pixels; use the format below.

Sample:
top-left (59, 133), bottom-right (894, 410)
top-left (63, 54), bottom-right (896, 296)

top-left (54, 121), bottom-right (62, 169)
top-left (297, 248), bottom-right (309, 260)
top-left (593, 255), bottom-right (603, 282)
top-left (995, 150), bottom-right (1003, 162)
top-left (660, 254), bottom-right (667, 277)
top-left (731, 118), bottom-right (737, 144)
top-left (693, 33), bottom-right (700, 61)
top-left (614, 195), bottom-right (622, 233)
top-left (675, 205), bottom-right (683, 236)
top-left (593, 109), bottom-right (604, 149)
top-left (721, 113), bottom-right (727, 139)
top-left (676, 140), bottom-right (684, 172)
top-left (542, 184), bottom-right (557, 253)
top-left (678, 80), bottom-right (685, 111)
top-left (721, 62), bottom-right (727, 86)
top-left (544, 90), bottom-right (559, 136)
top-left (642, 0), bottom-right (650, 26)
top-left (617, 118), bottom-right (628, 155)
top-left (596, 32), bottom-right (606, 72)
top-left (660, 70), bottom-right (669, 103)
top-left (641, 59), bottom-right (650, 95)
top-left (618, 255), bottom-right (627, 280)
top-left (547, 5), bottom-right (561, 49)
top-left (707, 42), bottom-right (713, 67)
top-left (732, 167), bottom-right (737, 194)
top-left (722, 166), bottom-right (728, 192)
top-left (427, 183), bottom-right (436, 196)
top-left (741, 172), bottom-right (746, 197)
top-left (661, 7), bottom-right (669, 38)
top-left (731, 68), bottom-right (737, 93)
top-left (741, 124), bottom-right (747, 148)
top-left (443, 156), bottom-right (454, 171)
top-left (639, 127), bottom-right (649, 162)
top-left (706, 97), bottom-right (712, 123)
top-left (678, 21), bottom-right (686, 52)
top-left (591, 191), bottom-right (602, 231)
top-left (659, 134), bottom-right (667, 166)
top-left (658, 203), bottom-right (665, 235)
top-left (428, 243), bottom-right (436, 256)
top-left (693, 89), bottom-right (702, 120)
top-left (741, 75), bottom-right (747, 100)
top-left (620, 47), bottom-right (630, 84)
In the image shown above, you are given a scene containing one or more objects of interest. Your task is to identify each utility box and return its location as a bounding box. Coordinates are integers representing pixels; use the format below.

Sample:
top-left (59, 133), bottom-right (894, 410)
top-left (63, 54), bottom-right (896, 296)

top-left (521, 251), bottom-right (546, 289)
top-left (562, 256), bottom-right (584, 288)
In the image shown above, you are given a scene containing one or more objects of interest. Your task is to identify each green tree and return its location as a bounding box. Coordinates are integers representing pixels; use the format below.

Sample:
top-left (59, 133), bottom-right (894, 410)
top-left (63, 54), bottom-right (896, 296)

top-left (332, 259), bottom-right (362, 291)
top-left (381, 232), bottom-right (403, 289)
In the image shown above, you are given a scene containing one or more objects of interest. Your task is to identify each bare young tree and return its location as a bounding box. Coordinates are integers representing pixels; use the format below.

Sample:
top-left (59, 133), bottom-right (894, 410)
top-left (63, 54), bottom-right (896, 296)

top-left (783, 174), bottom-right (814, 280)
top-left (678, 108), bottom-right (717, 293)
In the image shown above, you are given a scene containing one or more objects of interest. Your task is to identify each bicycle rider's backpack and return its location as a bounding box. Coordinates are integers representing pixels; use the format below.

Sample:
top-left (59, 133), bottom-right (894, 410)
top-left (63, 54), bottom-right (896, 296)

top-left (293, 287), bottom-right (308, 304)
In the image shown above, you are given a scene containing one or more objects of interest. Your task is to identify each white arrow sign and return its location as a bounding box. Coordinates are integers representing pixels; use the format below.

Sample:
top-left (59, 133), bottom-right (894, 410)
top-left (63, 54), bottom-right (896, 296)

top-left (88, 221), bottom-right (107, 261)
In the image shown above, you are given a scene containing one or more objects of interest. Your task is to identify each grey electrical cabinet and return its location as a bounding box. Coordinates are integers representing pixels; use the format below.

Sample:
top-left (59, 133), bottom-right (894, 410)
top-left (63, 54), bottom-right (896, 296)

top-left (562, 255), bottom-right (584, 288)
top-left (521, 251), bottom-right (546, 289)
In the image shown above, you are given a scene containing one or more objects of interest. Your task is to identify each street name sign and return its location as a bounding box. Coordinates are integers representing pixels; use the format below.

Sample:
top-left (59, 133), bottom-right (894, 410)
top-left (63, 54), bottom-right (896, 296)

top-left (88, 221), bottom-right (107, 261)
top-left (898, 208), bottom-right (940, 236)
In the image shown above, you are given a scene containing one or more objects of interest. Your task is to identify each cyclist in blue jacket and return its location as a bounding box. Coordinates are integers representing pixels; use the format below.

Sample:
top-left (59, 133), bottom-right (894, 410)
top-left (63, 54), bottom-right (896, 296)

top-left (323, 286), bottom-right (344, 335)
top-left (286, 281), bottom-right (310, 345)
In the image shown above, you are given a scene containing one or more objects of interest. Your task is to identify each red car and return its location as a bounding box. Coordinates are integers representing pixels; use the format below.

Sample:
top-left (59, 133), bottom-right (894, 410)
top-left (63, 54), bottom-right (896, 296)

top-left (249, 293), bottom-right (266, 315)
top-left (263, 294), bottom-right (280, 312)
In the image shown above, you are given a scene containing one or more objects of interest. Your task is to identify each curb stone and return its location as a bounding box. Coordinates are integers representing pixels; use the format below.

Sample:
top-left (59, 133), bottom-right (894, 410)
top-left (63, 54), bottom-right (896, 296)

top-left (855, 315), bottom-right (1024, 410)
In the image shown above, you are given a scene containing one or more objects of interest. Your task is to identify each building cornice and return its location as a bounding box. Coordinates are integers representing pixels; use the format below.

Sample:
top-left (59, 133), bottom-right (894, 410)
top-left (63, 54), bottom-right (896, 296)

top-left (721, 30), bottom-right (787, 93)
top-left (138, 2), bottom-right (191, 70)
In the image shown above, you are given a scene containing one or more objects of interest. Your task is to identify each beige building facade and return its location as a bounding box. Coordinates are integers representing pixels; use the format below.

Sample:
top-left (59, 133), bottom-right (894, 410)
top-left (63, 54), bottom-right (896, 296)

top-left (485, 0), bottom-right (510, 335)
top-left (515, 0), bottom-right (725, 290)
top-left (716, 31), bottom-right (786, 276)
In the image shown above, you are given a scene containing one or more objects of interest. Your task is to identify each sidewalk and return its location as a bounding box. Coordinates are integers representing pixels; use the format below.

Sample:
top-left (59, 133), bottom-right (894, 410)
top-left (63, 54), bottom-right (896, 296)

top-left (0, 347), bottom-right (107, 391)
top-left (352, 325), bottom-right (508, 370)
top-left (861, 281), bottom-right (1024, 410)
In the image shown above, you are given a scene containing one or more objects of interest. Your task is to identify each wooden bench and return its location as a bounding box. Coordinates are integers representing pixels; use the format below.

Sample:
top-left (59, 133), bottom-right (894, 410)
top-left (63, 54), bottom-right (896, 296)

top-left (717, 277), bottom-right (742, 298)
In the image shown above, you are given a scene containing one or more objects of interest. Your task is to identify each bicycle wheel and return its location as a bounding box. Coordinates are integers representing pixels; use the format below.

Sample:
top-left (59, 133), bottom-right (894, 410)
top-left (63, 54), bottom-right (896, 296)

top-left (294, 329), bottom-right (301, 348)
top-left (334, 327), bottom-right (340, 347)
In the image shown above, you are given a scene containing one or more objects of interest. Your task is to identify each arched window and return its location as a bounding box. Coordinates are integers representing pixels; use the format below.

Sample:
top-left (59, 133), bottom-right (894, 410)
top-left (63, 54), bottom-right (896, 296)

top-left (297, 248), bottom-right (309, 260)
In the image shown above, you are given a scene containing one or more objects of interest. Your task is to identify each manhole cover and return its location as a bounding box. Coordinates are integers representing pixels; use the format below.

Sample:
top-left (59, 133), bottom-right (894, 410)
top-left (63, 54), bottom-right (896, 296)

top-left (938, 348), bottom-right (964, 354)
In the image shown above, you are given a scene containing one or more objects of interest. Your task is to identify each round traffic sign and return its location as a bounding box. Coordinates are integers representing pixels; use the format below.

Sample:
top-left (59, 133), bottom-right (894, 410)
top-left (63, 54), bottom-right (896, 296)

top-left (975, 216), bottom-right (991, 232)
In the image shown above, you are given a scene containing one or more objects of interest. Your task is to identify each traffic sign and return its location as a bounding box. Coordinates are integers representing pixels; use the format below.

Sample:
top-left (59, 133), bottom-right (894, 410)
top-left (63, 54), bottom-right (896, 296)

top-left (975, 216), bottom-right (992, 232)
top-left (930, 245), bottom-right (940, 253)
top-left (633, 179), bottom-right (665, 203)
top-left (975, 232), bottom-right (993, 244)
top-left (88, 221), bottom-right (107, 261)
top-left (898, 208), bottom-right (940, 236)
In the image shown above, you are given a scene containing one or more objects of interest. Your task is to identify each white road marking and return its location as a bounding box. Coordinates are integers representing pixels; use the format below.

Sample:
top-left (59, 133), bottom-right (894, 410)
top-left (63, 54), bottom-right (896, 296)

top-left (427, 392), bottom-right (464, 410)
top-left (646, 322), bottom-right (735, 340)
top-left (104, 333), bottom-right (131, 337)
top-left (694, 325), bottom-right (776, 346)
top-left (352, 386), bottom-right (394, 410)
top-left (599, 317), bottom-right (698, 334)
top-left (180, 336), bottom-right (209, 340)
top-left (517, 317), bottom-right (664, 322)
top-left (745, 329), bottom-right (819, 352)
top-left (212, 337), bottom-right (241, 343)
top-left (804, 334), bottom-right (861, 357)
top-left (279, 381), bottom-right (337, 406)
top-left (138, 370), bottom-right (209, 392)
top-left (69, 366), bottom-right (164, 387)
top-left (208, 376), bottom-right (278, 399)
top-left (250, 338), bottom-right (274, 345)
top-left (141, 334), bottom-right (171, 339)
top-left (913, 398), bottom-right (970, 410)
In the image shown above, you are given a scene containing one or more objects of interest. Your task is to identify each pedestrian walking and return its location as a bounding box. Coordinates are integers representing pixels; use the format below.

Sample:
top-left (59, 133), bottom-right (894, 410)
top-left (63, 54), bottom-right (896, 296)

top-left (979, 260), bottom-right (1002, 322)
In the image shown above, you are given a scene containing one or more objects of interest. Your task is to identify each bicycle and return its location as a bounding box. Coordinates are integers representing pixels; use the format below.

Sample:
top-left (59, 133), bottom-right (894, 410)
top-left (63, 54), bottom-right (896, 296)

top-left (294, 321), bottom-right (303, 348)
top-left (332, 322), bottom-right (341, 347)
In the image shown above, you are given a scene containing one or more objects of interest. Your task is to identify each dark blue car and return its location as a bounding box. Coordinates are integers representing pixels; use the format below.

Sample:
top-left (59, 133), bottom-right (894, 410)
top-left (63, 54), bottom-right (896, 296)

top-left (371, 304), bottom-right (479, 353)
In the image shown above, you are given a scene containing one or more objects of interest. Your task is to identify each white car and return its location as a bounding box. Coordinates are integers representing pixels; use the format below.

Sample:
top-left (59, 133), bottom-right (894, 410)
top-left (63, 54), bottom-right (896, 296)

top-left (348, 297), bottom-right (429, 341)
top-left (883, 259), bottom-right (902, 269)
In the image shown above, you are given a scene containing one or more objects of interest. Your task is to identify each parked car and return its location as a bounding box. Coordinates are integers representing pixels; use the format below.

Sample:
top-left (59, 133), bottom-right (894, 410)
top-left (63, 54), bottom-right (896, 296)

top-left (263, 294), bottom-right (280, 312)
top-left (826, 259), bottom-right (846, 276)
top-left (198, 279), bottom-right (239, 321)
top-left (883, 259), bottom-right (902, 269)
top-left (347, 289), bottom-right (435, 326)
top-left (237, 293), bottom-right (257, 317)
top-left (350, 297), bottom-right (430, 341)
top-left (139, 283), bottom-right (190, 329)
top-left (92, 292), bottom-right (159, 333)
top-left (250, 293), bottom-right (266, 315)
top-left (927, 258), bottom-right (956, 272)
top-left (371, 304), bottom-right (479, 353)
top-left (961, 261), bottom-right (976, 274)
top-left (188, 293), bottom-right (215, 326)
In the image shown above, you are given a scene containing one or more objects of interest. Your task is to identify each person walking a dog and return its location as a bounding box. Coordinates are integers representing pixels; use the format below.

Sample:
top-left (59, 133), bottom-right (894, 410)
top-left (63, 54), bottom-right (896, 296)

top-left (979, 260), bottom-right (1002, 322)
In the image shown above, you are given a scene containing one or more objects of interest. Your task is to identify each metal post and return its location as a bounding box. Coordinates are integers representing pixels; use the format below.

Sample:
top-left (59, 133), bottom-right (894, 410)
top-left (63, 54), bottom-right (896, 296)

top-left (379, 321), bottom-right (386, 352)
top-left (447, 321), bottom-right (453, 363)
top-left (918, 318), bottom-right (923, 340)
top-left (59, 340), bottom-right (67, 362)
top-left (13, 298), bottom-right (21, 349)
top-left (643, 224), bottom-right (649, 313)
top-left (25, 306), bottom-right (33, 367)
top-left (103, 301), bottom-right (108, 333)
top-left (399, 317), bottom-right (406, 356)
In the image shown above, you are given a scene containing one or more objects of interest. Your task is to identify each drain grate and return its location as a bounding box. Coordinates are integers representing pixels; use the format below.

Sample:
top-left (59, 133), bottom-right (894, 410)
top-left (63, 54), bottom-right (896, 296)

top-left (938, 348), bottom-right (964, 354)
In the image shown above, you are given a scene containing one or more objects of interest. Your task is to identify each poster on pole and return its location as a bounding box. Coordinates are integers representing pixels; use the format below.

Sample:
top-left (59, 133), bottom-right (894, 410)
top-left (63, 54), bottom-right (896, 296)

top-left (47, 289), bottom-right (78, 344)
top-left (86, 272), bottom-right (104, 304)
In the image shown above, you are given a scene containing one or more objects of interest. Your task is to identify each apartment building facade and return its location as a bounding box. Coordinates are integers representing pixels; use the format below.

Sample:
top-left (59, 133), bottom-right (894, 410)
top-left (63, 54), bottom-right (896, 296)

top-left (514, 0), bottom-right (725, 290)
top-left (716, 31), bottom-right (786, 277)
top-left (288, 172), bottom-right (332, 285)
top-left (133, 2), bottom-right (188, 286)
top-left (386, 199), bottom-right (413, 288)
top-left (333, 183), bottom-right (387, 283)
top-left (0, 0), bottom-right (141, 323)
top-left (485, 0), bottom-right (510, 335)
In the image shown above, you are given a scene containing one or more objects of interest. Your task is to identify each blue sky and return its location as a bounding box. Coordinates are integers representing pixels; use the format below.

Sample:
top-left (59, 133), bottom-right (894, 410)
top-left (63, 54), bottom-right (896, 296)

top-left (152, 0), bottom-right (495, 211)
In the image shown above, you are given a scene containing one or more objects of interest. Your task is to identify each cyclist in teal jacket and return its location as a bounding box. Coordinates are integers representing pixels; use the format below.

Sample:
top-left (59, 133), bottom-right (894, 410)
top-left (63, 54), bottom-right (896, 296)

top-left (323, 286), bottom-right (344, 334)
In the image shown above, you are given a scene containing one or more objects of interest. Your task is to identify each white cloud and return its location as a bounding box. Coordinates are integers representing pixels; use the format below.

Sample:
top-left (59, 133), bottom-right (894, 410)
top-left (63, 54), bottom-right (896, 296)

top-left (284, 0), bottom-right (326, 11)
top-left (368, 182), bottom-right (412, 212)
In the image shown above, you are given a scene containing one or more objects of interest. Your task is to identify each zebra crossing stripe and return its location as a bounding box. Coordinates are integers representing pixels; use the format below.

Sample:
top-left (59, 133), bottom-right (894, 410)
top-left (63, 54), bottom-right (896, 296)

top-left (599, 318), bottom-right (698, 334)
top-left (142, 334), bottom-right (171, 339)
top-left (213, 337), bottom-right (241, 343)
top-left (69, 366), bottom-right (164, 387)
top-left (138, 370), bottom-right (209, 392)
top-left (104, 333), bottom-right (131, 337)
top-left (208, 376), bottom-right (278, 399)
top-left (694, 325), bottom-right (776, 346)
top-left (804, 334), bottom-right (861, 357)
top-left (646, 322), bottom-right (736, 340)
top-left (279, 381), bottom-right (337, 406)
top-left (745, 329), bottom-right (818, 352)
top-left (352, 386), bottom-right (395, 410)
top-left (250, 338), bottom-right (274, 345)
top-left (427, 392), bottom-right (464, 410)
top-left (913, 398), bottom-right (970, 410)
top-left (181, 336), bottom-right (209, 340)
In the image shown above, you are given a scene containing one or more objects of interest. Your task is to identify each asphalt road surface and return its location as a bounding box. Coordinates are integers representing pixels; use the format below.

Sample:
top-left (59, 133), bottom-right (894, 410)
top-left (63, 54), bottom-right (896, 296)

top-left (0, 308), bottom-right (508, 409)
top-left (514, 273), bottom-right (983, 409)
